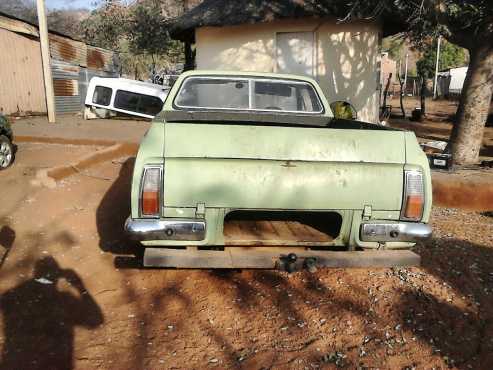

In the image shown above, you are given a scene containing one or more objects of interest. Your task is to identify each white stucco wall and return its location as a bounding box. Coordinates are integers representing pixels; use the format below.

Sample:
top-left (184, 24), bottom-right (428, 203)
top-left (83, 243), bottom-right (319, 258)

top-left (195, 18), bottom-right (382, 123)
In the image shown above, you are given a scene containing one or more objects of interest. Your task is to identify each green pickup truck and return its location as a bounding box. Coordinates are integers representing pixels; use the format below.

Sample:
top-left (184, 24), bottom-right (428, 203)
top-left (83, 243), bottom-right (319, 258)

top-left (125, 70), bottom-right (432, 270)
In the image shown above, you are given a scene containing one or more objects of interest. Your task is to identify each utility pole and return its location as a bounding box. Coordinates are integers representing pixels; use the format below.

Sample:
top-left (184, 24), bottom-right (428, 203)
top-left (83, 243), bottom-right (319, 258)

top-left (403, 52), bottom-right (409, 96)
top-left (36, 0), bottom-right (56, 123)
top-left (433, 35), bottom-right (442, 99)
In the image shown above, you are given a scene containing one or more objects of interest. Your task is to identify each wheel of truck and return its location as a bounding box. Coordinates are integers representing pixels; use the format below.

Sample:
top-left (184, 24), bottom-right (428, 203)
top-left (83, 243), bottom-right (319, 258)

top-left (0, 135), bottom-right (14, 169)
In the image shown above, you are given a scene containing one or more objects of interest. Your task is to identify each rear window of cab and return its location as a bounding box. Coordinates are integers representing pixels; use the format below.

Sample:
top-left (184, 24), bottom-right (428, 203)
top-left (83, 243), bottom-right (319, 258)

top-left (174, 76), bottom-right (323, 114)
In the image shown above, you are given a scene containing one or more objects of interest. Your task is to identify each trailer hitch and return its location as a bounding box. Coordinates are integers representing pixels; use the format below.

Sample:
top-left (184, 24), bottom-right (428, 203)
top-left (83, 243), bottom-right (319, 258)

top-left (278, 254), bottom-right (318, 273)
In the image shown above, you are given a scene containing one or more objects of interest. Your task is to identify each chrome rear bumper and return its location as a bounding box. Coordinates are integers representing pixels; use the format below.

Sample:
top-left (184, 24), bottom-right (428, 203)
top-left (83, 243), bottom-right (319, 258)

top-left (125, 217), bottom-right (206, 241)
top-left (360, 222), bottom-right (432, 242)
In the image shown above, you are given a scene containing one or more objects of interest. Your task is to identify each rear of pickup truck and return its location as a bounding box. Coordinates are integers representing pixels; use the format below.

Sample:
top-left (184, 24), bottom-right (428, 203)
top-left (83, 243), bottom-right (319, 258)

top-left (125, 70), bottom-right (431, 269)
top-left (127, 119), bottom-right (431, 252)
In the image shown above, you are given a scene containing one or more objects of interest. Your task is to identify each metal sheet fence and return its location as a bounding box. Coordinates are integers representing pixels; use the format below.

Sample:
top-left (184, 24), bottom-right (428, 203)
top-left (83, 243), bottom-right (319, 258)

top-left (52, 62), bottom-right (118, 114)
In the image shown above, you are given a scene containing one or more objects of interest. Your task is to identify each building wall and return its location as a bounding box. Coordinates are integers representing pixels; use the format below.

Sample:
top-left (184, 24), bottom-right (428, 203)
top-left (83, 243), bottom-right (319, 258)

top-left (0, 28), bottom-right (46, 114)
top-left (196, 18), bottom-right (381, 123)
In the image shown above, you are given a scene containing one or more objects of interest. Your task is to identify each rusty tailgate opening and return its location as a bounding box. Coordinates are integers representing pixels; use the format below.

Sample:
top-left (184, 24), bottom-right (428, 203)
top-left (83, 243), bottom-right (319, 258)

top-left (223, 211), bottom-right (342, 245)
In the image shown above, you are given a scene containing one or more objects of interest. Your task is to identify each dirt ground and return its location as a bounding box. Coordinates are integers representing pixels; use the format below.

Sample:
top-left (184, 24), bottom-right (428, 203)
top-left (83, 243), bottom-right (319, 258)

top-left (0, 142), bottom-right (492, 370)
top-left (388, 97), bottom-right (493, 161)
top-left (10, 114), bottom-right (149, 145)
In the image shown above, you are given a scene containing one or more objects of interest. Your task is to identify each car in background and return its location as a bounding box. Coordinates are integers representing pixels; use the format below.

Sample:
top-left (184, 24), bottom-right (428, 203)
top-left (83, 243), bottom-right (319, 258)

top-left (0, 114), bottom-right (14, 170)
top-left (85, 77), bottom-right (170, 119)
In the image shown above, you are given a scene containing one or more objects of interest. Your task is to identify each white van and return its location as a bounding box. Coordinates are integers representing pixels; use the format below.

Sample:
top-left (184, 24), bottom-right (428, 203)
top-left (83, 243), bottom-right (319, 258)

top-left (85, 77), bottom-right (170, 119)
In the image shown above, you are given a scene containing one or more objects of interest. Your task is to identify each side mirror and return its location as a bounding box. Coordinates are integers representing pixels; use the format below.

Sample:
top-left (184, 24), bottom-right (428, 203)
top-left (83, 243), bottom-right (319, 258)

top-left (330, 101), bottom-right (357, 120)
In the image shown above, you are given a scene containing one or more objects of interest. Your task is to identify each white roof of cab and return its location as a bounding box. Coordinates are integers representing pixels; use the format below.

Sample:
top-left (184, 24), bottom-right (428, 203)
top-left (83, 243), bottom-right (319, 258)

top-left (88, 77), bottom-right (169, 99)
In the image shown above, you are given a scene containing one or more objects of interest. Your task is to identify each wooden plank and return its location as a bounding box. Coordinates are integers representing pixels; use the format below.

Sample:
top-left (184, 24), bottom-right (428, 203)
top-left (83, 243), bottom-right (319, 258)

top-left (0, 15), bottom-right (39, 37)
top-left (270, 221), bottom-right (296, 240)
top-left (143, 248), bottom-right (420, 269)
top-left (224, 239), bottom-right (335, 246)
top-left (145, 248), bottom-right (233, 268)
top-left (315, 250), bottom-right (420, 268)
top-left (224, 220), bottom-right (333, 244)
top-left (226, 246), bottom-right (308, 253)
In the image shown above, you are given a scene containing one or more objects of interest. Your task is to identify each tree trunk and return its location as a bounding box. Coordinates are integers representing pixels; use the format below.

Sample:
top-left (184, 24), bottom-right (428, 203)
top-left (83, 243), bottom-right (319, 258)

top-left (381, 72), bottom-right (392, 119)
top-left (420, 76), bottom-right (426, 115)
top-left (449, 44), bottom-right (493, 165)
top-left (397, 73), bottom-right (406, 118)
top-left (184, 42), bottom-right (195, 71)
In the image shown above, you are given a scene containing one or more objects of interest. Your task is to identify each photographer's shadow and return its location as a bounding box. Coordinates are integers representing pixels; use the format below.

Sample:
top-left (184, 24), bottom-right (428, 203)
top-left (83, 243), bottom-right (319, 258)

top-left (0, 256), bottom-right (104, 370)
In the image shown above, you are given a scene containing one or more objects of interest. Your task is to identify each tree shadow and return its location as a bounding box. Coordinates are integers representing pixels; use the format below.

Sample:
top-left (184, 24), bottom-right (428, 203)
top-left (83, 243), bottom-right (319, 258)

top-left (0, 225), bottom-right (15, 269)
top-left (399, 238), bottom-right (493, 369)
top-left (0, 256), bottom-right (104, 370)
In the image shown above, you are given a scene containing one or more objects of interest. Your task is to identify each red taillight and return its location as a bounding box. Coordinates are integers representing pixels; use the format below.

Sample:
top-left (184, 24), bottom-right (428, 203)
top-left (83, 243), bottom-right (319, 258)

top-left (401, 170), bottom-right (424, 221)
top-left (141, 167), bottom-right (161, 217)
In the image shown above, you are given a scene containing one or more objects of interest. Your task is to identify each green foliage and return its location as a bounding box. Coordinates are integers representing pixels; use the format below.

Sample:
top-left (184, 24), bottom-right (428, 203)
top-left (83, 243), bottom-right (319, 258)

top-left (394, 0), bottom-right (493, 50)
top-left (127, 0), bottom-right (182, 65)
top-left (79, 1), bottom-right (128, 50)
top-left (78, 0), bottom-right (184, 80)
top-left (47, 10), bottom-right (87, 39)
top-left (416, 39), bottom-right (468, 78)
top-left (382, 36), bottom-right (404, 60)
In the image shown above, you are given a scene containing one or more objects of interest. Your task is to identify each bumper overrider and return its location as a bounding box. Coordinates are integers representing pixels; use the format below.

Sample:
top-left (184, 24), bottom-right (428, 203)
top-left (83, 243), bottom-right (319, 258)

top-left (125, 217), bottom-right (206, 241)
top-left (360, 222), bottom-right (432, 242)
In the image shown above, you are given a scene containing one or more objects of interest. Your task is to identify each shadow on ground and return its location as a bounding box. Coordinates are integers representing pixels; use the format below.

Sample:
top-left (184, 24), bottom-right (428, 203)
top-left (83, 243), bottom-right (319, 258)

top-left (0, 256), bottom-right (103, 370)
top-left (137, 236), bottom-right (493, 369)
top-left (405, 238), bottom-right (493, 369)
top-left (96, 157), bottom-right (142, 265)
top-left (90, 158), bottom-right (493, 368)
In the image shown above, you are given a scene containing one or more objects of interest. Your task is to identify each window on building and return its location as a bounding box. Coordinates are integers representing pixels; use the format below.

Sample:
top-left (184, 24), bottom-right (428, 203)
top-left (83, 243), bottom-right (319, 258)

top-left (92, 86), bottom-right (112, 106)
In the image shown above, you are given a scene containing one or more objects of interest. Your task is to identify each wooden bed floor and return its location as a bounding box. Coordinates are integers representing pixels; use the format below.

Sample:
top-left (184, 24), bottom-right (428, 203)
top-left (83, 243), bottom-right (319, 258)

top-left (223, 220), bottom-right (334, 245)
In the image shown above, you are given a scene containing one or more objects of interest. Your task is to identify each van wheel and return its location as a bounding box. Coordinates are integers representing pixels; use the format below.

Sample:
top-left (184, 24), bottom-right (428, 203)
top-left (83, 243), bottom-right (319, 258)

top-left (0, 135), bottom-right (14, 169)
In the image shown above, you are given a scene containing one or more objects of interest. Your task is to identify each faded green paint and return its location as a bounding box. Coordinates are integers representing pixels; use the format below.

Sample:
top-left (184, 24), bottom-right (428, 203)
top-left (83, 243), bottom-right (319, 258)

top-left (164, 158), bottom-right (403, 210)
top-left (164, 123), bottom-right (406, 163)
top-left (130, 121), bottom-right (165, 219)
top-left (130, 70), bottom-right (433, 249)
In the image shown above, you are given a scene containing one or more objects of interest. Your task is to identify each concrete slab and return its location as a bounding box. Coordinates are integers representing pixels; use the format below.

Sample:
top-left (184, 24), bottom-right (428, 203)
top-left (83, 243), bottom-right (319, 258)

top-left (10, 114), bottom-right (150, 144)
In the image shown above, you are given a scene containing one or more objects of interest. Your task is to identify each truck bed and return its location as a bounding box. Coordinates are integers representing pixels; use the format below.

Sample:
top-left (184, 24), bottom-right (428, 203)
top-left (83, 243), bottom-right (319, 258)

top-left (223, 220), bottom-right (334, 245)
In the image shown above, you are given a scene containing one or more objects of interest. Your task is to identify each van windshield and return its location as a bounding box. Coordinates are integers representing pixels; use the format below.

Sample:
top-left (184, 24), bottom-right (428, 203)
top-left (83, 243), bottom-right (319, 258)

top-left (174, 76), bottom-right (323, 114)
